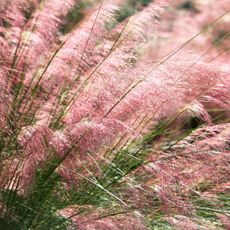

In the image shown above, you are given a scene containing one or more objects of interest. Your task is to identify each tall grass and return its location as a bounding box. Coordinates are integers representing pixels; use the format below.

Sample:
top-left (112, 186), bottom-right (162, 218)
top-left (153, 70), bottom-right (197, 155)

top-left (0, 0), bottom-right (229, 229)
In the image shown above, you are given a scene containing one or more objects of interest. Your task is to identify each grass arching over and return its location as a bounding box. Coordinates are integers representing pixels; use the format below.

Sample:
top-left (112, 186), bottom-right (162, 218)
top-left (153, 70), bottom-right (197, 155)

top-left (0, 0), bottom-right (230, 229)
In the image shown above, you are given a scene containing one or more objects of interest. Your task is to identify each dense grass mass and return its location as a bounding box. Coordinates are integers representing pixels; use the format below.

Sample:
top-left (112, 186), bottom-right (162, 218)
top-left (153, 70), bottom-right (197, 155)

top-left (0, 0), bottom-right (229, 229)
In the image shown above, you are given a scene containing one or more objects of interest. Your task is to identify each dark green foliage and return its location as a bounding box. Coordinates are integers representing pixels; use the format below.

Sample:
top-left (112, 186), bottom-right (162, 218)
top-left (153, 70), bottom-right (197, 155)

top-left (60, 0), bottom-right (93, 34)
top-left (116, 0), bottom-right (152, 23)
top-left (0, 173), bottom-right (71, 230)
top-left (177, 1), bottom-right (199, 13)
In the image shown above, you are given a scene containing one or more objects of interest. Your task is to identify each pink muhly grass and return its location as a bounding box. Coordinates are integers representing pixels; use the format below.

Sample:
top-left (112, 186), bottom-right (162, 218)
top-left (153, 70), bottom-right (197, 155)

top-left (63, 1), bottom-right (172, 127)
top-left (218, 214), bottom-right (230, 229)
top-left (103, 56), bottom-right (228, 125)
top-left (17, 125), bottom-right (70, 192)
top-left (0, 72), bottom-right (11, 129)
top-left (59, 207), bottom-right (148, 230)
top-left (165, 216), bottom-right (198, 230)
top-left (13, 0), bottom-right (76, 84)
top-left (143, 123), bottom-right (230, 224)
top-left (58, 118), bottom-right (133, 185)
top-left (0, 0), bottom-right (40, 66)
top-left (23, 1), bottom-right (124, 125)
top-left (0, 0), bottom-right (229, 229)
top-left (24, 0), bottom-right (76, 68)
top-left (40, 1), bottom-right (122, 90)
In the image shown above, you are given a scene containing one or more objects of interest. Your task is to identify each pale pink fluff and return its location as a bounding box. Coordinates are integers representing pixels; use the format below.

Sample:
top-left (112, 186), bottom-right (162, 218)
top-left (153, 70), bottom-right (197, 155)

top-left (66, 55), bottom-right (227, 132)
top-left (217, 214), bottom-right (230, 229)
top-left (41, 1), bottom-right (121, 92)
top-left (1, 0), bottom-right (40, 60)
top-left (145, 123), bottom-right (230, 219)
top-left (145, 0), bottom-right (230, 61)
top-left (18, 125), bottom-right (69, 191)
top-left (0, 70), bottom-right (11, 129)
top-left (32, 1), bottom-right (122, 125)
top-left (59, 118), bottom-right (132, 185)
top-left (20, 0), bottom-right (76, 75)
top-left (166, 216), bottom-right (198, 230)
top-left (63, 1), bottom-right (171, 126)
top-left (108, 57), bottom-right (229, 124)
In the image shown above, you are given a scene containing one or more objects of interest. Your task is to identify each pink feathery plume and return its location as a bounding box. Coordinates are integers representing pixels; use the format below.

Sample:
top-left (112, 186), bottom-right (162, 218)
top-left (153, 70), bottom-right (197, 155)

top-left (146, 0), bottom-right (230, 61)
top-left (18, 125), bottom-right (69, 192)
top-left (0, 70), bottom-right (11, 129)
top-left (42, 1), bottom-right (122, 92)
top-left (64, 1), bottom-right (171, 127)
top-left (59, 118), bottom-right (132, 185)
top-left (59, 208), bottom-right (148, 230)
top-left (0, 0), bottom-right (37, 67)
top-left (29, 1), bottom-right (123, 125)
top-left (218, 214), bottom-right (230, 229)
top-left (108, 56), bottom-right (229, 124)
top-left (18, 0), bottom-right (76, 75)
top-left (145, 123), bottom-right (230, 218)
